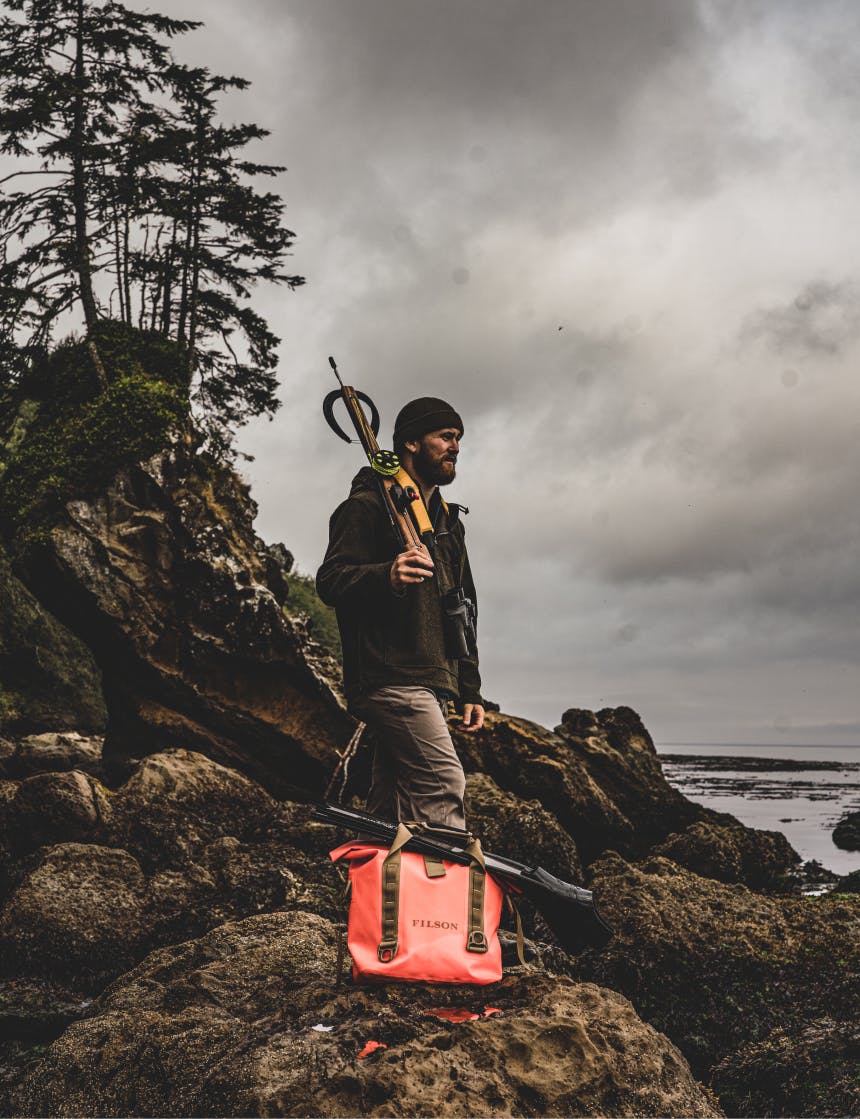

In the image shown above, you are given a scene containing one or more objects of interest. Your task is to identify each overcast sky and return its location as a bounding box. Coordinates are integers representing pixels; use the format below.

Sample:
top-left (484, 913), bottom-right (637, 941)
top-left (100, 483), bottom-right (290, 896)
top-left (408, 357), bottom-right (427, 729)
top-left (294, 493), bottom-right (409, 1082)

top-left (160, 0), bottom-right (860, 745)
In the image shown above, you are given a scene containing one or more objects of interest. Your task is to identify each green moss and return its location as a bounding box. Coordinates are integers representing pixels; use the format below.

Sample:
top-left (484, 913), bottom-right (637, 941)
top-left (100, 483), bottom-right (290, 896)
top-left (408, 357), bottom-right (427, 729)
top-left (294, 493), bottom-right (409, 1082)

top-left (0, 323), bottom-right (189, 551)
top-left (88, 319), bottom-right (190, 388)
top-left (283, 571), bottom-right (342, 663)
top-left (19, 320), bottom-right (188, 410)
top-left (0, 685), bottom-right (21, 725)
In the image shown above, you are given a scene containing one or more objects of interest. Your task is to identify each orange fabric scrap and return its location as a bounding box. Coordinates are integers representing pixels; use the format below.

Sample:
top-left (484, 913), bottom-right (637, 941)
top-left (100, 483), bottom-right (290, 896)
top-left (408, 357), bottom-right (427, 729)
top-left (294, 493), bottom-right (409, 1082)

top-left (424, 1007), bottom-right (480, 1023)
top-left (357, 1040), bottom-right (388, 1059)
top-left (423, 1006), bottom-right (504, 1023)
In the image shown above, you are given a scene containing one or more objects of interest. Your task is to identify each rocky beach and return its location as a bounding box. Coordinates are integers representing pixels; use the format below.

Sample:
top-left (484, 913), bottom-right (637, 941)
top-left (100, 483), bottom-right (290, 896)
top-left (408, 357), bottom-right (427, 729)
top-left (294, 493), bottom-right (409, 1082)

top-left (1, 340), bottom-right (859, 1117)
top-left (659, 747), bottom-right (860, 883)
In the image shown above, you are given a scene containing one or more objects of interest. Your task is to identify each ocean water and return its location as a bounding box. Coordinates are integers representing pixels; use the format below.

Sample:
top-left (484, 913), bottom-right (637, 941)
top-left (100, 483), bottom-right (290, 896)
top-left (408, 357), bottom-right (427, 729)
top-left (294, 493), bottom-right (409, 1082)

top-left (656, 744), bottom-right (860, 878)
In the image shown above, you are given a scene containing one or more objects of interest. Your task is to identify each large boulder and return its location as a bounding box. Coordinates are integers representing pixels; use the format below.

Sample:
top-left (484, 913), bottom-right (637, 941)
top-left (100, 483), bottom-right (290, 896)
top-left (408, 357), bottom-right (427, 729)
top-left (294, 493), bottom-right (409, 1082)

top-left (557, 706), bottom-right (710, 852)
top-left (833, 809), bottom-right (860, 851)
top-left (711, 1018), bottom-right (860, 1118)
top-left (0, 731), bottom-right (104, 780)
top-left (105, 748), bottom-right (279, 869)
top-left (0, 843), bottom-right (147, 981)
top-left (14, 437), bottom-right (353, 798)
top-left (10, 910), bottom-right (722, 1118)
top-left (574, 853), bottom-right (860, 1080)
top-left (452, 706), bottom-right (707, 863)
top-left (651, 820), bottom-right (801, 891)
top-left (464, 771), bottom-right (583, 881)
top-left (2, 770), bottom-right (112, 854)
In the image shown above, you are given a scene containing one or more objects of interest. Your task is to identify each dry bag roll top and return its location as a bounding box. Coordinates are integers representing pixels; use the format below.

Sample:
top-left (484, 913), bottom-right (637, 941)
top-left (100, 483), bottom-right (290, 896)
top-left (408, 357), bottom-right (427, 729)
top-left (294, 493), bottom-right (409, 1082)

top-left (330, 823), bottom-right (504, 985)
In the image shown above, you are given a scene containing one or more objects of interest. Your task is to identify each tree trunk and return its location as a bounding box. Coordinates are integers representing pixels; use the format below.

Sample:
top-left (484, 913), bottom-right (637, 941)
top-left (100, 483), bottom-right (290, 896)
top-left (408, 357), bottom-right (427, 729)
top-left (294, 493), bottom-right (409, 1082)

top-left (175, 157), bottom-right (196, 345)
top-left (149, 224), bottom-right (165, 331)
top-left (160, 218), bottom-right (178, 335)
top-left (138, 218), bottom-right (151, 330)
top-left (72, 0), bottom-right (98, 331)
top-left (186, 109), bottom-right (206, 379)
top-left (112, 196), bottom-right (126, 323)
top-left (122, 187), bottom-right (132, 327)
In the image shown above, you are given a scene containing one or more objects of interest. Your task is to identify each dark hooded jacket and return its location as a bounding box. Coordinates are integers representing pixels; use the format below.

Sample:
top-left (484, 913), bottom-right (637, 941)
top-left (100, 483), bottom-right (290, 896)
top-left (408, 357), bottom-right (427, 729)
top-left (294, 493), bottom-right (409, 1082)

top-left (316, 467), bottom-right (482, 706)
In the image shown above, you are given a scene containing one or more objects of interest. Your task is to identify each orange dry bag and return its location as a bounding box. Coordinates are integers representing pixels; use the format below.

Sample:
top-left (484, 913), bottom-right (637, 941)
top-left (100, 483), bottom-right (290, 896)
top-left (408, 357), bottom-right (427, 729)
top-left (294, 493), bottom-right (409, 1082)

top-left (330, 823), bottom-right (503, 984)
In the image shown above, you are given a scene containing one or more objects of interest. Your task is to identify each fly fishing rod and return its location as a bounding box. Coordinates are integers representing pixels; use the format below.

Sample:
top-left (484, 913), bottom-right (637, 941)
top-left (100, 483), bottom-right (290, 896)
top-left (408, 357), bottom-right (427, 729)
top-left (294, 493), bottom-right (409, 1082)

top-left (323, 356), bottom-right (436, 554)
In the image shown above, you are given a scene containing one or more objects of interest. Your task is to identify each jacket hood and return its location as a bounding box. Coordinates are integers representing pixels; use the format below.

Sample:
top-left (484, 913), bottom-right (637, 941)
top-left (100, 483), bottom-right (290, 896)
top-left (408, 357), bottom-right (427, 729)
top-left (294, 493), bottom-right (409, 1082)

top-left (349, 466), bottom-right (379, 496)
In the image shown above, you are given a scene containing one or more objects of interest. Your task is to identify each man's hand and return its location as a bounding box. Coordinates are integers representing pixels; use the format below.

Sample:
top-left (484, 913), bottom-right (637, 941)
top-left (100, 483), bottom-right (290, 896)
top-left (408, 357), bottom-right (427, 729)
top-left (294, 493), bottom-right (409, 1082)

top-left (390, 545), bottom-right (434, 592)
top-left (461, 703), bottom-right (485, 733)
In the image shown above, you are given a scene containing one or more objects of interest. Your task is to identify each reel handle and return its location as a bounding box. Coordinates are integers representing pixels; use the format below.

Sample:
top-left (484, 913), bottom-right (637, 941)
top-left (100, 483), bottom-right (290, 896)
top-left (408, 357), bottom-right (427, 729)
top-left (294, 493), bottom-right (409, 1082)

top-left (323, 388), bottom-right (381, 444)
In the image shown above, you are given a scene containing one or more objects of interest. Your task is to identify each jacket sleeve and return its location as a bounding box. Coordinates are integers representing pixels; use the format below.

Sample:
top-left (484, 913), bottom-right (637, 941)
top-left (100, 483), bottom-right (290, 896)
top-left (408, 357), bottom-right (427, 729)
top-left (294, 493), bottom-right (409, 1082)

top-left (316, 494), bottom-right (396, 608)
top-left (457, 540), bottom-right (483, 706)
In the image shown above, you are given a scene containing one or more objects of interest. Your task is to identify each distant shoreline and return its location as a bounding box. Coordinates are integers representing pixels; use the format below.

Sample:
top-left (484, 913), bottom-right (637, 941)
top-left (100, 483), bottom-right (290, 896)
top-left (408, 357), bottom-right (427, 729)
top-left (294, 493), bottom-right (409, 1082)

top-left (658, 742), bottom-right (860, 750)
top-left (658, 745), bottom-right (860, 876)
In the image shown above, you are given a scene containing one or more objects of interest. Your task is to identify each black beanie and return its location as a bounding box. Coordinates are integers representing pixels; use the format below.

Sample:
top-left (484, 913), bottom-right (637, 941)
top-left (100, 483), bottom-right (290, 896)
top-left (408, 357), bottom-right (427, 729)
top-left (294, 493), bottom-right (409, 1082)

top-left (393, 397), bottom-right (464, 448)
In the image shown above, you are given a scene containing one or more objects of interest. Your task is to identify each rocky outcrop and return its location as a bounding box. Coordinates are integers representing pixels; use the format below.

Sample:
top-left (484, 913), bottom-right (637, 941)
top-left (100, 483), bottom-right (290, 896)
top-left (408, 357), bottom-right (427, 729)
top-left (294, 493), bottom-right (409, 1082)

top-left (0, 738), bottom-right (730, 1118)
top-left (651, 820), bottom-right (801, 891)
top-left (9, 910), bottom-right (722, 1119)
top-left (711, 1018), bottom-right (860, 1119)
top-left (2, 726), bottom-right (853, 1117)
top-left (464, 771), bottom-right (583, 881)
top-left (830, 868), bottom-right (860, 895)
top-left (452, 706), bottom-right (708, 863)
top-left (2, 769), bottom-right (112, 852)
top-left (0, 843), bottom-right (147, 980)
top-left (105, 747), bottom-right (280, 869)
top-left (0, 749), bottom-right (344, 985)
top-left (0, 545), bottom-right (105, 736)
top-left (14, 436), bottom-right (353, 798)
top-left (833, 809), bottom-right (860, 851)
top-left (574, 853), bottom-right (860, 1081)
top-left (0, 731), bottom-right (104, 780)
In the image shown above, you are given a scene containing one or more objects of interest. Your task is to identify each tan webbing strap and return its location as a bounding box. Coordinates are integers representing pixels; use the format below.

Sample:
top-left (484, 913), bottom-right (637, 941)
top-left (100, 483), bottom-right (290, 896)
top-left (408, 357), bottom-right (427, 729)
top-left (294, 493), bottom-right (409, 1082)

top-left (465, 838), bottom-right (489, 954)
top-left (336, 925), bottom-right (347, 987)
top-left (504, 893), bottom-right (527, 966)
top-left (409, 820), bottom-right (475, 843)
top-left (423, 854), bottom-right (447, 878)
top-left (377, 823), bottom-right (413, 963)
top-left (512, 901), bottom-right (526, 966)
top-left (402, 821), bottom-right (454, 878)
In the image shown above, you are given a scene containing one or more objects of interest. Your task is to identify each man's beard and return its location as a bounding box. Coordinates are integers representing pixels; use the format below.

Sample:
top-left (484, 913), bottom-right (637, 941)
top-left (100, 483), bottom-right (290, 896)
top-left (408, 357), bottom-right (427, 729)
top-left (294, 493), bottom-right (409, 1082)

top-left (412, 444), bottom-right (457, 487)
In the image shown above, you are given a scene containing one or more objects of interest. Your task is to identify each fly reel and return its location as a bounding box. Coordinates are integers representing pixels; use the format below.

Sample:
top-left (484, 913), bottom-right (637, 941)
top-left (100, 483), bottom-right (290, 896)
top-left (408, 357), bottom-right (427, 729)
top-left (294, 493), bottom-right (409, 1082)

top-left (370, 449), bottom-right (400, 477)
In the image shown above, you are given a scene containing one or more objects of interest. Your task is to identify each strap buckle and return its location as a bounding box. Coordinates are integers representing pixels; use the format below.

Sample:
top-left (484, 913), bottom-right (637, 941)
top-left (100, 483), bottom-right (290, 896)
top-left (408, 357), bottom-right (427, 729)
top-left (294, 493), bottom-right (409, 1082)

top-left (377, 940), bottom-right (398, 963)
top-left (466, 929), bottom-right (488, 953)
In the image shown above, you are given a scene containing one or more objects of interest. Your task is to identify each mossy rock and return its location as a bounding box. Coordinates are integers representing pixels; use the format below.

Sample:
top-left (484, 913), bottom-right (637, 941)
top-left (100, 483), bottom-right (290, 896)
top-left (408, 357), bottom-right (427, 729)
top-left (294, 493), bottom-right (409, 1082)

top-left (0, 546), bottom-right (105, 735)
top-left (282, 570), bottom-right (341, 662)
top-left (17, 320), bottom-right (189, 409)
top-left (0, 323), bottom-right (190, 552)
top-left (832, 810), bottom-right (860, 852)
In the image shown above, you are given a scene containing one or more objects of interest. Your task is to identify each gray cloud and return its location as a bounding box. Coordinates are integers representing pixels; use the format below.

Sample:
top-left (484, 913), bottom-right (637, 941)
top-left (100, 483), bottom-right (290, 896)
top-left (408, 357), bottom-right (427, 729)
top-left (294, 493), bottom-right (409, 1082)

top-left (128, 0), bottom-right (860, 742)
top-left (742, 281), bottom-right (860, 356)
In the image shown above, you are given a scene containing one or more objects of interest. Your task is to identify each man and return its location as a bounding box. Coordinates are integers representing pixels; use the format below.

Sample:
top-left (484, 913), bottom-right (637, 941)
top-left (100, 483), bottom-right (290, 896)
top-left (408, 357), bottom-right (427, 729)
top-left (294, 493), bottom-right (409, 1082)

top-left (316, 396), bottom-right (484, 829)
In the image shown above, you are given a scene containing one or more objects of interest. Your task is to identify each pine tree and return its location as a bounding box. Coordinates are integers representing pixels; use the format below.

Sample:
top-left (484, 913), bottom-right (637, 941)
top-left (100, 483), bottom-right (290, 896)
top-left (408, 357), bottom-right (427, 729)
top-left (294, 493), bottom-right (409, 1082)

top-left (139, 66), bottom-right (304, 454)
top-left (0, 0), bottom-right (197, 351)
top-left (0, 0), bottom-right (304, 456)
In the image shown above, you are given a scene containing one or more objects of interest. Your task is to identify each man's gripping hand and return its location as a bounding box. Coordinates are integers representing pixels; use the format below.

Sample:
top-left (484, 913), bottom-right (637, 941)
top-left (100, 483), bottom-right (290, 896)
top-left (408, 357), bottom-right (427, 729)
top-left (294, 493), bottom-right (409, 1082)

top-left (461, 703), bottom-right (485, 733)
top-left (390, 545), bottom-right (435, 592)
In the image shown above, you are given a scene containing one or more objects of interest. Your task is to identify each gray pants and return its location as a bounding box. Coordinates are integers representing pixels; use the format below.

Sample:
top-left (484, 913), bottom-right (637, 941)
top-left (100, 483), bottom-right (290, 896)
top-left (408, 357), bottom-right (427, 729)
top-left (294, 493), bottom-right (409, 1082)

top-left (349, 685), bottom-right (467, 829)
